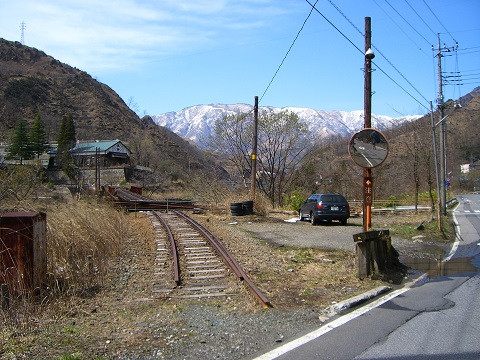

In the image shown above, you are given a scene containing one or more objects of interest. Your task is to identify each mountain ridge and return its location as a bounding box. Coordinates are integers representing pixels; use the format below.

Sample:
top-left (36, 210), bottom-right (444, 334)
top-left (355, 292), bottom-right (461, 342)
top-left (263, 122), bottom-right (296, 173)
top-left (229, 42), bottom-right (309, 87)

top-left (151, 103), bottom-right (421, 148)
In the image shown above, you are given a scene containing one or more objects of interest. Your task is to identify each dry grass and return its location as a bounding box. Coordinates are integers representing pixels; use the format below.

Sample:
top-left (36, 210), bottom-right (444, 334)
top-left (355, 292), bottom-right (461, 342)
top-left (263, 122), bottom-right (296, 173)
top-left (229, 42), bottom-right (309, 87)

top-left (45, 200), bottom-right (131, 294)
top-left (1, 199), bottom-right (133, 329)
top-left (1, 186), bottom-right (441, 358)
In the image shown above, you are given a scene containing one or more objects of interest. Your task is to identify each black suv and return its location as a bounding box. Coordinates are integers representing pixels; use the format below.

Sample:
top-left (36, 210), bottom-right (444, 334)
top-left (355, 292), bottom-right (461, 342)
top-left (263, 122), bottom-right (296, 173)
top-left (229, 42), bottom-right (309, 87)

top-left (299, 193), bottom-right (350, 225)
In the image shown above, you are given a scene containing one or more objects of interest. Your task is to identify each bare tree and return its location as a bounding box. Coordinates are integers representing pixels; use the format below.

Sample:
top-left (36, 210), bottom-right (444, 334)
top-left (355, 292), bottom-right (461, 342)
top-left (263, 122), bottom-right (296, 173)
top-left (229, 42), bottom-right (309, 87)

top-left (210, 112), bottom-right (253, 186)
top-left (210, 110), bottom-right (312, 206)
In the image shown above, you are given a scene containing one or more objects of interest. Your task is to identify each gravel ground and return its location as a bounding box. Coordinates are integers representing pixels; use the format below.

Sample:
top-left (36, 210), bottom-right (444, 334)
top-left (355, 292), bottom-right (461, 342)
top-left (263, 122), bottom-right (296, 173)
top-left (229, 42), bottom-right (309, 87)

top-left (234, 215), bottom-right (448, 262)
top-left (135, 306), bottom-right (322, 360)
top-left (2, 211), bottom-right (450, 360)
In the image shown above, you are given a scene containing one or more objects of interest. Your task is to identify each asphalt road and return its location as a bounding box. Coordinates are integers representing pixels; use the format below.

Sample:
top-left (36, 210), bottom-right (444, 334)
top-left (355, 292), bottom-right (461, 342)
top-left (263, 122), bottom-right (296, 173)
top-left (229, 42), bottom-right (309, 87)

top-left (251, 193), bottom-right (480, 360)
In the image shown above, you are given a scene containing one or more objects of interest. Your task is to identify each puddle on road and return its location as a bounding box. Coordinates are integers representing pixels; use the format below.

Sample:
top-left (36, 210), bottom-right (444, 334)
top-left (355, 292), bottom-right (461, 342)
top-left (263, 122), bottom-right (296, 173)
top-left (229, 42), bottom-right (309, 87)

top-left (402, 256), bottom-right (479, 277)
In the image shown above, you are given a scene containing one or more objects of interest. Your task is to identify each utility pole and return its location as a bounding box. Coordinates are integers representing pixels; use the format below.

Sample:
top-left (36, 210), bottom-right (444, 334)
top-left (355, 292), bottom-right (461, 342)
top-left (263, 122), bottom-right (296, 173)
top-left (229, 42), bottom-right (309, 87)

top-left (250, 96), bottom-right (259, 201)
top-left (363, 17), bottom-right (373, 231)
top-left (436, 33), bottom-right (447, 216)
top-left (95, 147), bottom-right (100, 192)
top-left (430, 101), bottom-right (443, 230)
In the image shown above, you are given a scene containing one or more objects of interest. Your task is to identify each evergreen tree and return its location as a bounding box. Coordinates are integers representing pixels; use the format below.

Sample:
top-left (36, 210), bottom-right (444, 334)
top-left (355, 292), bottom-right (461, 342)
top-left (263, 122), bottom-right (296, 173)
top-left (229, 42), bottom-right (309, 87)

top-left (65, 113), bottom-right (76, 148)
top-left (29, 112), bottom-right (47, 158)
top-left (56, 114), bottom-right (77, 178)
top-left (7, 119), bottom-right (33, 164)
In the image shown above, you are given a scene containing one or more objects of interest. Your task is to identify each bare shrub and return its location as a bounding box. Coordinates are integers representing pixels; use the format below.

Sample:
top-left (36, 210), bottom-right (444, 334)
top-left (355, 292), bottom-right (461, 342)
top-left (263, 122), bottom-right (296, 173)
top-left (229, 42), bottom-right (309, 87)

top-left (0, 165), bottom-right (44, 208)
top-left (252, 193), bottom-right (272, 217)
top-left (188, 175), bottom-right (232, 205)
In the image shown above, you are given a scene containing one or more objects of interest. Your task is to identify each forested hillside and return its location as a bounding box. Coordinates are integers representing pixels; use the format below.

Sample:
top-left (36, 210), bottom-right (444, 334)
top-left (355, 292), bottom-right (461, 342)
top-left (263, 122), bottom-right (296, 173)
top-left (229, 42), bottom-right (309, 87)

top-left (0, 38), bottom-right (228, 183)
top-left (292, 87), bottom-right (480, 201)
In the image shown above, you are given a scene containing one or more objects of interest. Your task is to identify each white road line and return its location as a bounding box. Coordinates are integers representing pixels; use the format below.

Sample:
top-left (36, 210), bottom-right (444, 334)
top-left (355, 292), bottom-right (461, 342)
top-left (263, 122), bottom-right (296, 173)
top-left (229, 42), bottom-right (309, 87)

top-left (445, 202), bottom-right (461, 262)
top-left (254, 200), bottom-right (465, 360)
top-left (252, 287), bottom-right (414, 360)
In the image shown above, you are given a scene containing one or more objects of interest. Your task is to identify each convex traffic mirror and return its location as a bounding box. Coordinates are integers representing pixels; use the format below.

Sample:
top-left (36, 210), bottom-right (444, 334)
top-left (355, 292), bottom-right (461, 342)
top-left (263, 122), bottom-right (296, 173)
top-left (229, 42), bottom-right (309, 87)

top-left (349, 128), bottom-right (388, 168)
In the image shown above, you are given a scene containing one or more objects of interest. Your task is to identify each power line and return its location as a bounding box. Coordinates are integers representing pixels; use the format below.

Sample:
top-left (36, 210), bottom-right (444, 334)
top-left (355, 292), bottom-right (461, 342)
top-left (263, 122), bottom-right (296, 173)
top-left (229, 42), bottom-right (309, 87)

top-left (374, 61), bottom-right (430, 111)
top-left (305, 0), bottom-right (364, 54)
top-left (445, 77), bottom-right (480, 81)
top-left (404, 0), bottom-right (437, 37)
top-left (422, 0), bottom-right (457, 43)
top-left (258, 0), bottom-right (318, 103)
top-left (306, 0), bottom-right (430, 111)
top-left (454, 47), bottom-right (461, 99)
top-left (444, 81), bottom-right (480, 86)
top-left (443, 74), bottom-right (480, 79)
top-left (371, 0), bottom-right (428, 55)
top-left (458, 46), bottom-right (480, 51)
top-left (384, 0), bottom-right (433, 46)
top-left (326, 0), bottom-right (430, 104)
top-left (457, 49), bottom-right (480, 55)
top-left (444, 28), bottom-right (480, 34)
top-left (443, 69), bottom-right (480, 74)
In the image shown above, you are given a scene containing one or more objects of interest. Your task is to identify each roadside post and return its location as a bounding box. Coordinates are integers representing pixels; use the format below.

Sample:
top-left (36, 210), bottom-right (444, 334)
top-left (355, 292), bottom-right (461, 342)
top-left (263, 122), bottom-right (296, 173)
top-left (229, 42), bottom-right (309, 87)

top-left (250, 96), bottom-right (259, 204)
top-left (348, 17), bottom-right (399, 278)
top-left (349, 128), bottom-right (391, 278)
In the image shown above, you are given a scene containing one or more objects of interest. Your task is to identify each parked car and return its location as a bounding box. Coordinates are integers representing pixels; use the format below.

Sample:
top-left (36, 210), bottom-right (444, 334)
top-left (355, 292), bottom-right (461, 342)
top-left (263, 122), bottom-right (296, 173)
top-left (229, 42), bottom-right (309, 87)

top-left (299, 193), bottom-right (350, 225)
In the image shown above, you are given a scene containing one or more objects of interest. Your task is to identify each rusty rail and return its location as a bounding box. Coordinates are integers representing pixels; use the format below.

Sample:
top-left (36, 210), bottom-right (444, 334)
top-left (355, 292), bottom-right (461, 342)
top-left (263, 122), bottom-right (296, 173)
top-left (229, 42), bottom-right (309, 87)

top-left (173, 210), bottom-right (272, 308)
top-left (152, 212), bottom-right (181, 285)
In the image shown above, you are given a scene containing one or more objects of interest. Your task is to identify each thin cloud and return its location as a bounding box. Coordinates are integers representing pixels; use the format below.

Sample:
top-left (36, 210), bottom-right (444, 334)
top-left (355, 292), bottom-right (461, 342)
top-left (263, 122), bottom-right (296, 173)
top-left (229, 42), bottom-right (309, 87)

top-left (0, 0), bottom-right (290, 72)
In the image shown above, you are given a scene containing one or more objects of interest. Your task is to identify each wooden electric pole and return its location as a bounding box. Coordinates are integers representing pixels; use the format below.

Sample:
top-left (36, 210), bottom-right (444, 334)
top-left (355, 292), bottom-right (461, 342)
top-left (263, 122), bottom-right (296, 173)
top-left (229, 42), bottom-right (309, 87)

top-left (363, 17), bottom-right (373, 232)
top-left (95, 147), bottom-right (100, 192)
top-left (436, 33), bottom-right (447, 216)
top-left (250, 96), bottom-right (259, 201)
top-left (430, 101), bottom-right (443, 231)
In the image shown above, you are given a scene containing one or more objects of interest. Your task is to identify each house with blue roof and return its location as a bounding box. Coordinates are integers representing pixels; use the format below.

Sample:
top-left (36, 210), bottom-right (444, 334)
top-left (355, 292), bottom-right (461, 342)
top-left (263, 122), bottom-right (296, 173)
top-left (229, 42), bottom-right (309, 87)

top-left (69, 139), bottom-right (132, 168)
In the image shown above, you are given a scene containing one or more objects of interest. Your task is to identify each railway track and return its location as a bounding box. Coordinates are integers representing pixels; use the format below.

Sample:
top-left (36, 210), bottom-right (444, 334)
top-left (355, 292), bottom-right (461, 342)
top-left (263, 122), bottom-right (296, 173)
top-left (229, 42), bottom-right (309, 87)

top-left (148, 210), bottom-right (271, 307)
top-left (108, 188), bottom-right (271, 307)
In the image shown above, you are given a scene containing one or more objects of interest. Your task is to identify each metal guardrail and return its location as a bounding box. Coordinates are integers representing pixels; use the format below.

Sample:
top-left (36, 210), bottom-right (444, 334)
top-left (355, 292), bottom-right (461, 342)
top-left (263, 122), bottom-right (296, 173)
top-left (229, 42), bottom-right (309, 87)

top-left (349, 200), bottom-right (432, 212)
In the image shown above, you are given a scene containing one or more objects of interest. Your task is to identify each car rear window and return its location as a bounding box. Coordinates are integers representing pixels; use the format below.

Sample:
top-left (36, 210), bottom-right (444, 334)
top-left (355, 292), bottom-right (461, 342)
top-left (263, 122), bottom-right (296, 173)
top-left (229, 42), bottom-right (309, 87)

top-left (321, 195), bottom-right (346, 203)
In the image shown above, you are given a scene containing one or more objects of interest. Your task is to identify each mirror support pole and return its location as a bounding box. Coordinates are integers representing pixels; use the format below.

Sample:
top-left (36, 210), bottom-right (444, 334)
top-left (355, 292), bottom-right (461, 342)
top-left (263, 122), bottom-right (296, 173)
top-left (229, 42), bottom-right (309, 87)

top-left (363, 17), bottom-right (373, 232)
top-left (250, 96), bottom-right (258, 202)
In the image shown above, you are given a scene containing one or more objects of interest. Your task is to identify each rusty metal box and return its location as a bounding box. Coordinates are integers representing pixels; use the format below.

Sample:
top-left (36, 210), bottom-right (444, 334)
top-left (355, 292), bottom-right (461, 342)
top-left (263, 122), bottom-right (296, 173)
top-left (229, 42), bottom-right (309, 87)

top-left (0, 211), bottom-right (47, 295)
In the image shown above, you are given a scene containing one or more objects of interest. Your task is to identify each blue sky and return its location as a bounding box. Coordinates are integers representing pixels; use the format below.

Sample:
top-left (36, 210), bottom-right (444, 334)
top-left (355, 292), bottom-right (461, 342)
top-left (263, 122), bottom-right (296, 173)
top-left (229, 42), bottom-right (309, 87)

top-left (0, 0), bottom-right (479, 117)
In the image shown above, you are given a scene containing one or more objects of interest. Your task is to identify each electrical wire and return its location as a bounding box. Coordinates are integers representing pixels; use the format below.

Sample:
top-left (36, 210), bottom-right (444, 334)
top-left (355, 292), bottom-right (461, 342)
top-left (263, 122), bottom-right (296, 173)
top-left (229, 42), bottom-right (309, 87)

top-left (306, 0), bottom-right (430, 111)
top-left (422, 0), bottom-right (457, 43)
top-left (305, 0), bottom-right (364, 54)
top-left (258, 0), bottom-right (318, 103)
top-left (404, 0), bottom-right (437, 37)
top-left (371, 0), bottom-right (428, 55)
top-left (444, 69), bottom-right (480, 74)
top-left (373, 61), bottom-right (430, 111)
top-left (457, 46), bottom-right (480, 51)
top-left (384, 0), bottom-right (433, 46)
top-left (457, 49), bottom-right (480, 55)
top-left (327, 0), bottom-right (430, 104)
top-left (453, 48), bottom-right (461, 99)
top-left (444, 81), bottom-right (480, 86)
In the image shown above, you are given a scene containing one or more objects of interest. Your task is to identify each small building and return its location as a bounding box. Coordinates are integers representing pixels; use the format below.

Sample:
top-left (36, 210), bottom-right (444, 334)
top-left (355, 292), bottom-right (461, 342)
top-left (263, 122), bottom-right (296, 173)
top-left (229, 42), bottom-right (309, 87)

top-left (70, 139), bottom-right (132, 168)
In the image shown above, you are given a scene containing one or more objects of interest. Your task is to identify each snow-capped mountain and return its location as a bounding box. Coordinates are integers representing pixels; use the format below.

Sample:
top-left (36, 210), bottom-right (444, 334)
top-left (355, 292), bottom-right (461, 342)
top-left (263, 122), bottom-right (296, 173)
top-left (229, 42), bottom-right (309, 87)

top-left (151, 104), bottom-right (420, 148)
